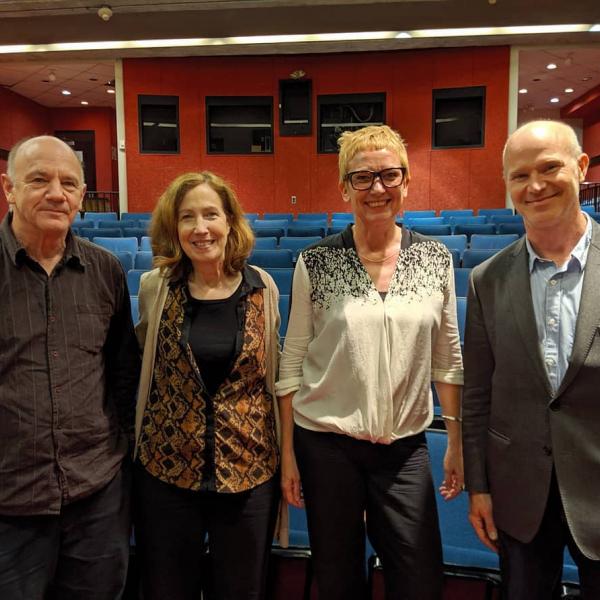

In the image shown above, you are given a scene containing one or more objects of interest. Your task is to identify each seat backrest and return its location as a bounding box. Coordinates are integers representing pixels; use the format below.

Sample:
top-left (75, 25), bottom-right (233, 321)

top-left (440, 209), bottom-right (474, 221)
top-left (461, 248), bottom-right (497, 268)
top-left (286, 225), bottom-right (326, 238)
top-left (78, 227), bottom-right (97, 240)
top-left (496, 223), bottom-right (525, 236)
top-left (264, 268), bottom-right (294, 295)
top-left (140, 236), bottom-right (152, 251)
top-left (453, 268), bottom-right (471, 298)
top-left (278, 294), bottom-right (290, 338)
top-left (426, 430), bottom-right (499, 571)
top-left (114, 251), bottom-right (134, 272)
top-left (405, 217), bottom-right (445, 227)
top-left (449, 216), bottom-right (488, 226)
top-left (92, 228), bottom-right (122, 238)
top-left (478, 208), bottom-right (513, 217)
top-left (254, 237), bottom-right (278, 249)
top-left (83, 212), bottom-right (117, 222)
top-left (121, 212), bottom-right (151, 221)
top-left (453, 224), bottom-right (496, 238)
top-left (130, 296), bottom-right (139, 324)
top-left (123, 227), bottom-right (148, 243)
top-left (470, 234), bottom-right (518, 250)
top-left (431, 234), bottom-right (468, 252)
top-left (253, 219), bottom-right (289, 230)
top-left (410, 224), bottom-right (452, 236)
top-left (331, 212), bottom-right (354, 221)
top-left (253, 227), bottom-right (286, 240)
top-left (126, 269), bottom-right (147, 295)
top-left (279, 236), bottom-right (321, 253)
top-left (263, 213), bottom-right (294, 223)
top-left (249, 249), bottom-right (294, 268)
top-left (489, 215), bottom-right (524, 225)
top-left (93, 237), bottom-right (138, 254)
top-left (134, 251), bottom-right (154, 270)
top-left (403, 210), bottom-right (436, 219)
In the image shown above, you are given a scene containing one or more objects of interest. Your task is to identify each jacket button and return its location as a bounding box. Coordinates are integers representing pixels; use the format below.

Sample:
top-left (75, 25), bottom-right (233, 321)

top-left (543, 446), bottom-right (552, 456)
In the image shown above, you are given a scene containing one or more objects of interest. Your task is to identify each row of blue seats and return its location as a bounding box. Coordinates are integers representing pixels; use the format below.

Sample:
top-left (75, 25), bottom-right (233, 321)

top-left (248, 247), bottom-right (503, 270)
top-left (73, 219), bottom-right (151, 229)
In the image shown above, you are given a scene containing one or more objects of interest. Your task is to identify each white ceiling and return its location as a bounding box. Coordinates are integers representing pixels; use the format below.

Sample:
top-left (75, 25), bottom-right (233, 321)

top-left (1, 0), bottom-right (600, 111)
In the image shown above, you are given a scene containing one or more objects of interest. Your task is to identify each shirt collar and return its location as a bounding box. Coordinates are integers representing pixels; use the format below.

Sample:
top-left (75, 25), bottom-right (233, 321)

top-left (526, 211), bottom-right (592, 274)
top-left (0, 212), bottom-right (84, 270)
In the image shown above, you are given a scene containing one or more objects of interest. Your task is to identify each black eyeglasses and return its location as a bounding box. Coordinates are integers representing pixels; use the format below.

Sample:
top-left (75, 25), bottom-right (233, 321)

top-left (345, 167), bottom-right (406, 191)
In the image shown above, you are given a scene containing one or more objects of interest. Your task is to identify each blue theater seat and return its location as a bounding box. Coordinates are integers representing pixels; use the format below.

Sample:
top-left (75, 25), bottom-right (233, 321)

top-left (470, 234), bottom-right (519, 250)
top-left (431, 235), bottom-right (468, 256)
top-left (403, 210), bottom-right (436, 219)
top-left (453, 224), bottom-right (496, 239)
top-left (279, 236), bottom-right (321, 260)
top-left (411, 224), bottom-right (452, 236)
top-left (496, 222), bottom-right (525, 236)
top-left (453, 268), bottom-right (471, 298)
top-left (93, 237), bottom-right (138, 255)
top-left (83, 212), bottom-right (117, 223)
top-left (134, 251), bottom-right (154, 270)
top-left (461, 249), bottom-right (497, 268)
top-left (140, 236), bottom-right (152, 252)
top-left (405, 217), bottom-right (445, 228)
top-left (254, 237), bottom-right (278, 249)
top-left (130, 296), bottom-right (139, 324)
top-left (263, 213), bottom-right (294, 223)
top-left (456, 297), bottom-right (466, 343)
top-left (114, 251), bottom-right (134, 272)
top-left (331, 212), bottom-right (354, 221)
top-left (254, 227), bottom-right (286, 241)
top-left (91, 228), bottom-right (122, 238)
top-left (278, 294), bottom-right (290, 338)
top-left (478, 208), bottom-right (513, 217)
top-left (121, 212), bottom-right (151, 222)
top-left (265, 268), bottom-right (293, 295)
top-left (127, 269), bottom-right (147, 295)
top-left (295, 212), bottom-right (328, 221)
top-left (489, 215), bottom-right (524, 225)
top-left (440, 209), bottom-right (474, 221)
top-left (249, 249), bottom-right (294, 268)
top-left (286, 224), bottom-right (326, 238)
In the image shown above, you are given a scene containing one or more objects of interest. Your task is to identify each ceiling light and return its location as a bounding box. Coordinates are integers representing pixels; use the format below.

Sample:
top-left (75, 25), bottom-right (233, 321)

top-left (550, 97), bottom-right (560, 103)
top-left (519, 88), bottom-right (528, 94)
top-left (546, 63), bottom-right (557, 70)
top-left (61, 89), bottom-right (71, 95)
top-left (107, 88), bottom-right (115, 94)
top-left (97, 6), bottom-right (113, 22)
top-left (81, 100), bottom-right (89, 105)
top-left (564, 88), bottom-right (574, 93)
top-left (590, 24), bottom-right (600, 31)
top-left (582, 76), bottom-right (592, 81)
top-left (48, 70), bottom-right (56, 82)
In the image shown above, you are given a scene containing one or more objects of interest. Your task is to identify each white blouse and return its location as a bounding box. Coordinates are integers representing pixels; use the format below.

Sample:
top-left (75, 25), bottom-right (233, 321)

top-left (275, 227), bottom-right (464, 444)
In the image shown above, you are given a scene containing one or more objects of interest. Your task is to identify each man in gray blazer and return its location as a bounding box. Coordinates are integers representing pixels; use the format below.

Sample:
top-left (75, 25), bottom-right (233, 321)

top-left (463, 120), bottom-right (600, 598)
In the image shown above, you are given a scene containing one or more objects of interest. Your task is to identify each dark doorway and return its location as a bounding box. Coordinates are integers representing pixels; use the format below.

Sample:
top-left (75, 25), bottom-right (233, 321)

top-left (55, 130), bottom-right (96, 191)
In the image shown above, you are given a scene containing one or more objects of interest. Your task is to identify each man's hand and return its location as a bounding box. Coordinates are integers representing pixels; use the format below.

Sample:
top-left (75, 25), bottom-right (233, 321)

top-left (468, 492), bottom-right (498, 552)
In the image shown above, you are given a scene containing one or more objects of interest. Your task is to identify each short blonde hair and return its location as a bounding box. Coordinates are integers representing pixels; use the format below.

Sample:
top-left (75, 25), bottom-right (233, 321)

top-left (150, 171), bottom-right (254, 280)
top-left (337, 125), bottom-right (410, 184)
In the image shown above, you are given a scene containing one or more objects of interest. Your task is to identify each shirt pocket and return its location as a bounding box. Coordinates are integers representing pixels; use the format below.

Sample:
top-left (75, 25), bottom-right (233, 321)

top-left (76, 304), bottom-right (113, 354)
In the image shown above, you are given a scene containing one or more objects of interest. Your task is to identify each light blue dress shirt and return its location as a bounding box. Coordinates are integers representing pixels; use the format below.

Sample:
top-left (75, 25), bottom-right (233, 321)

top-left (525, 213), bottom-right (592, 394)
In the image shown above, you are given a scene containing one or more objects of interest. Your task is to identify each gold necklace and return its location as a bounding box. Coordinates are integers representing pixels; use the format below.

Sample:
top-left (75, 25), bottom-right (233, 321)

top-left (357, 248), bottom-right (399, 264)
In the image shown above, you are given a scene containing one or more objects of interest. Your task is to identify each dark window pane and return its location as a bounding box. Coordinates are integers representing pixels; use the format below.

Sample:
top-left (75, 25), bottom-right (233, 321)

top-left (138, 95), bottom-right (179, 154)
top-left (432, 87), bottom-right (485, 149)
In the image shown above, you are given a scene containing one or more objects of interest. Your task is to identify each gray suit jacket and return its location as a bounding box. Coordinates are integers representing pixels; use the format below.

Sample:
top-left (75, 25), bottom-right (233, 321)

top-left (462, 220), bottom-right (600, 560)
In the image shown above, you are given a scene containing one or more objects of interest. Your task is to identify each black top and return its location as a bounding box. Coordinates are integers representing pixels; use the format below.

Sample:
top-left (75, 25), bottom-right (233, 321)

top-left (188, 281), bottom-right (244, 397)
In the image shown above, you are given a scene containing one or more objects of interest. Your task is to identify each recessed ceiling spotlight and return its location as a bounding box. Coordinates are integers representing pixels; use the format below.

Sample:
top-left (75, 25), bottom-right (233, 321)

top-left (89, 77), bottom-right (98, 82)
top-left (519, 88), bottom-right (528, 94)
top-left (582, 76), bottom-right (592, 81)
top-left (546, 63), bottom-right (558, 70)
top-left (106, 88), bottom-right (115, 94)
top-left (61, 89), bottom-right (71, 95)
top-left (81, 100), bottom-right (89, 105)
top-left (532, 77), bottom-right (542, 82)
top-left (550, 97), bottom-right (560, 103)
top-left (564, 87), bottom-right (574, 93)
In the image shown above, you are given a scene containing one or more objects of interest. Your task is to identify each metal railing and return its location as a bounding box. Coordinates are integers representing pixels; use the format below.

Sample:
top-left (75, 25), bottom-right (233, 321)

top-left (580, 182), bottom-right (600, 212)
top-left (82, 191), bottom-right (119, 214)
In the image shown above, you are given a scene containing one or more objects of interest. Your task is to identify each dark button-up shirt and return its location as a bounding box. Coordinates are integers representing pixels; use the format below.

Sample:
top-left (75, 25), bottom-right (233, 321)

top-left (0, 213), bottom-right (140, 516)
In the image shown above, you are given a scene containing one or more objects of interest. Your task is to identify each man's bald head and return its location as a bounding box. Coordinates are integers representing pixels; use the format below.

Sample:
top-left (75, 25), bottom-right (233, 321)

top-left (7, 136), bottom-right (85, 184)
top-left (503, 120), bottom-right (582, 177)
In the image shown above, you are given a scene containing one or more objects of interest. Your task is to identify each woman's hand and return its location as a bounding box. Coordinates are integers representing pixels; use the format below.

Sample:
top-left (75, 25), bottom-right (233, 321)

top-left (439, 440), bottom-right (464, 501)
top-left (281, 448), bottom-right (304, 508)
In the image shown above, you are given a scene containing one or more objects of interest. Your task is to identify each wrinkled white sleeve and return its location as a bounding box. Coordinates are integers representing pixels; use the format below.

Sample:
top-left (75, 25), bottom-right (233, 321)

top-left (275, 254), bottom-right (314, 396)
top-left (431, 255), bottom-right (464, 385)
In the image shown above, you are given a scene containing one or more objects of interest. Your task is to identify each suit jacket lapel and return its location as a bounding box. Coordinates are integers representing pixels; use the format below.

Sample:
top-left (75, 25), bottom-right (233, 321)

top-left (508, 238), bottom-right (554, 395)
top-left (557, 223), bottom-right (600, 396)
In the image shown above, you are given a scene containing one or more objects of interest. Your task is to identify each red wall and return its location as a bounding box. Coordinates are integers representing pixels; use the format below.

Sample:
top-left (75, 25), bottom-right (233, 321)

top-left (0, 87), bottom-right (50, 218)
top-left (123, 47), bottom-right (510, 214)
top-left (50, 107), bottom-right (117, 192)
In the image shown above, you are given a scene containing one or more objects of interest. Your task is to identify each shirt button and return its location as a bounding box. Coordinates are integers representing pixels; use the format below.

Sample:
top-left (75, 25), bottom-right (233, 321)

top-left (545, 358), bottom-right (555, 366)
top-left (52, 351), bottom-right (58, 358)
top-left (547, 318), bottom-right (556, 327)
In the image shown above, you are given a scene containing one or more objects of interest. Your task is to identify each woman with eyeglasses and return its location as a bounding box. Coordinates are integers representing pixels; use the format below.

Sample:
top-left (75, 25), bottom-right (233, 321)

top-left (276, 125), bottom-right (464, 600)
